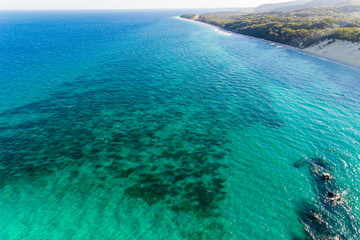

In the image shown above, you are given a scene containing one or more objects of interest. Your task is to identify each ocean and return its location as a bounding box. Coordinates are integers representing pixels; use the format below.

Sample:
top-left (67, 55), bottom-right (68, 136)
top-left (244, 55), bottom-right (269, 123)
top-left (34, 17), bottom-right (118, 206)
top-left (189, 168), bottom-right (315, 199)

top-left (0, 10), bottom-right (359, 239)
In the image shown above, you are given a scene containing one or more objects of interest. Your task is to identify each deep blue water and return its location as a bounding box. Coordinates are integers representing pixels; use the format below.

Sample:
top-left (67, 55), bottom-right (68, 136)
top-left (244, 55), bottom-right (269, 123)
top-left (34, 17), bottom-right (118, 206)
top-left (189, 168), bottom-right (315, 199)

top-left (0, 10), bottom-right (360, 239)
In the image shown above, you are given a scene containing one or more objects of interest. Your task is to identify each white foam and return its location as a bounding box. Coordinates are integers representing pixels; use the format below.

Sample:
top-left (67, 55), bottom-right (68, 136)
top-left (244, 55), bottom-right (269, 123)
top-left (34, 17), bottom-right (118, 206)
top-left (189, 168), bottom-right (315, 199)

top-left (212, 27), bottom-right (233, 36)
top-left (175, 16), bottom-right (233, 36)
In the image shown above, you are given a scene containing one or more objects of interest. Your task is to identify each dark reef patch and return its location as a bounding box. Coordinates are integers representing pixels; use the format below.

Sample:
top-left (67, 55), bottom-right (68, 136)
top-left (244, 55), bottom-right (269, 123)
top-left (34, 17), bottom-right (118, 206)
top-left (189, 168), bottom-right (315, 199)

top-left (0, 55), bottom-right (286, 239)
top-left (0, 74), bottom-right (232, 239)
top-left (294, 159), bottom-right (308, 168)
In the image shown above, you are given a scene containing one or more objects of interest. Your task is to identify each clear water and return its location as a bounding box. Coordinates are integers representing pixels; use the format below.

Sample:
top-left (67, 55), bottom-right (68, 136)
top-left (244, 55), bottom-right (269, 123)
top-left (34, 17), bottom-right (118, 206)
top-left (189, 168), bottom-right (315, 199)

top-left (0, 10), bottom-right (359, 240)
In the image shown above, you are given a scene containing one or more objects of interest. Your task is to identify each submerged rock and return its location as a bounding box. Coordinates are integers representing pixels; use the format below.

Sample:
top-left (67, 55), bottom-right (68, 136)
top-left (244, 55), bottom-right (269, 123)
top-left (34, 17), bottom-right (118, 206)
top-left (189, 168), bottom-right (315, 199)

top-left (298, 204), bottom-right (331, 239)
top-left (322, 173), bottom-right (332, 181)
top-left (325, 192), bottom-right (341, 207)
top-left (297, 157), bottom-right (360, 239)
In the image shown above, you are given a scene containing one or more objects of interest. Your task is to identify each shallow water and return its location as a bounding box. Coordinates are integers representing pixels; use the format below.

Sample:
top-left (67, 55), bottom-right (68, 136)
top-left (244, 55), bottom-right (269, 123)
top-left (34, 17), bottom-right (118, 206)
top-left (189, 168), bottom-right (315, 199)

top-left (0, 10), bottom-right (359, 240)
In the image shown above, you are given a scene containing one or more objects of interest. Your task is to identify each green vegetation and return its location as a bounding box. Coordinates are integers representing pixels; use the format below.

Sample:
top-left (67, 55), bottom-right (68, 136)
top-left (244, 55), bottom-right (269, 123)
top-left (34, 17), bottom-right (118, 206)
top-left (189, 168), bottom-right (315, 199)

top-left (182, 5), bottom-right (360, 48)
top-left (328, 27), bottom-right (360, 41)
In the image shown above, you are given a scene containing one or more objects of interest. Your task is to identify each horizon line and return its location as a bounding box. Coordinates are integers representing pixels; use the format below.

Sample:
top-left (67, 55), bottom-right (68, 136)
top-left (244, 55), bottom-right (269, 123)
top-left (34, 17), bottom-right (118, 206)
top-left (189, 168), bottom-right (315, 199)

top-left (0, 7), bottom-right (254, 11)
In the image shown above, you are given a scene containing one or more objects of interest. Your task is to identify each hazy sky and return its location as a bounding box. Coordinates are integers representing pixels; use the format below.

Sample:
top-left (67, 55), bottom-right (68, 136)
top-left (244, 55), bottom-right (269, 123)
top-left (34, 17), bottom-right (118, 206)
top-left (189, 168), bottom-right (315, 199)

top-left (1, 0), bottom-right (291, 10)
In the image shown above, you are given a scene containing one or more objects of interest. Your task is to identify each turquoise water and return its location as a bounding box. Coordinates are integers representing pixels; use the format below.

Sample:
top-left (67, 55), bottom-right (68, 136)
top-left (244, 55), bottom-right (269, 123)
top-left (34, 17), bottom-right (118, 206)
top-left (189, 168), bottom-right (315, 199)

top-left (0, 11), bottom-right (360, 239)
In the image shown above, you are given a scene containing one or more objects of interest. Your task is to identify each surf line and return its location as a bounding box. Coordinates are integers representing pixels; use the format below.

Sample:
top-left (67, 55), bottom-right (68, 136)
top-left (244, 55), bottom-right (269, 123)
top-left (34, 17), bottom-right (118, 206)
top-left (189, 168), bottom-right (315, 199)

top-left (175, 16), bottom-right (233, 36)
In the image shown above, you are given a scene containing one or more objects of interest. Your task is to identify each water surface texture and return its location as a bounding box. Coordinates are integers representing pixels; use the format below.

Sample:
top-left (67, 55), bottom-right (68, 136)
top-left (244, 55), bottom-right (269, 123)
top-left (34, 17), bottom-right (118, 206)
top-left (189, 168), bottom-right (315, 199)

top-left (0, 11), bottom-right (359, 240)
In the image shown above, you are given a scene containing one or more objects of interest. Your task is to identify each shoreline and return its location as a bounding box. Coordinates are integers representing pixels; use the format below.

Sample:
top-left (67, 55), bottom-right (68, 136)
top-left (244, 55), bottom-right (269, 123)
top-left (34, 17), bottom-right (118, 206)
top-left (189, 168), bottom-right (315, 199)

top-left (174, 16), bottom-right (233, 36)
top-left (177, 16), bottom-right (360, 70)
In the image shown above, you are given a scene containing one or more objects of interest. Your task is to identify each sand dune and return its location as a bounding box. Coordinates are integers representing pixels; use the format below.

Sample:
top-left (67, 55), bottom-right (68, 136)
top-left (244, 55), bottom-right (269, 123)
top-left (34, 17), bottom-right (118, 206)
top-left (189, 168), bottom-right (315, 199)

top-left (304, 39), bottom-right (360, 68)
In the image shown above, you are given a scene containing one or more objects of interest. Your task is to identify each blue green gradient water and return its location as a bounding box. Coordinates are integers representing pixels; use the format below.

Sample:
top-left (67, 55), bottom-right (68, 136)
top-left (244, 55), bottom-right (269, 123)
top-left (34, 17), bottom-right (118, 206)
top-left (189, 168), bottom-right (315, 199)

top-left (0, 11), bottom-right (359, 239)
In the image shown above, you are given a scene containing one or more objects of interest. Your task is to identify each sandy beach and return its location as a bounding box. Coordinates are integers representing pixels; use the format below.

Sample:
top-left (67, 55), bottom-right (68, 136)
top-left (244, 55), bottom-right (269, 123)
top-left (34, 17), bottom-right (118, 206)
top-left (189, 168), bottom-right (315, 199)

top-left (303, 39), bottom-right (360, 69)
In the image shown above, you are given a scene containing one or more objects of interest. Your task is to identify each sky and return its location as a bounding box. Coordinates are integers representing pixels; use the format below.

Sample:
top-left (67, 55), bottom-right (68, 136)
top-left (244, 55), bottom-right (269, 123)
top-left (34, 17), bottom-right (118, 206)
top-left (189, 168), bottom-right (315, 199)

top-left (0, 0), bottom-right (292, 10)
